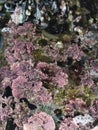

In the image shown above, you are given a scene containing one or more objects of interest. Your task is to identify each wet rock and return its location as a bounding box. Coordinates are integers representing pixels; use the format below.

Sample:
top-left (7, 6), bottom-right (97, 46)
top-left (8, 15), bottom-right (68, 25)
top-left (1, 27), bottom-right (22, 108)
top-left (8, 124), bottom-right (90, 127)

top-left (0, 33), bottom-right (3, 49)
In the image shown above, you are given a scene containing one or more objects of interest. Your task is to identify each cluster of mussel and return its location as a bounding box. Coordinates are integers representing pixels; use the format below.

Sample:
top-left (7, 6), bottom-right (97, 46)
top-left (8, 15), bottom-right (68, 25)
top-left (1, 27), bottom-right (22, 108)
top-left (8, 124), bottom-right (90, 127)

top-left (0, 0), bottom-right (71, 33)
top-left (0, 0), bottom-right (98, 33)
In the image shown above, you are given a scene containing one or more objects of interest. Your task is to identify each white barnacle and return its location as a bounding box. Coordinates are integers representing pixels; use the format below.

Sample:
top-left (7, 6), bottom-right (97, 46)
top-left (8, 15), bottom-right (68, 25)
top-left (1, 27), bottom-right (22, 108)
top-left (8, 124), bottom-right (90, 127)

top-left (55, 41), bottom-right (63, 49)
top-left (73, 114), bottom-right (94, 126)
top-left (26, 10), bottom-right (31, 16)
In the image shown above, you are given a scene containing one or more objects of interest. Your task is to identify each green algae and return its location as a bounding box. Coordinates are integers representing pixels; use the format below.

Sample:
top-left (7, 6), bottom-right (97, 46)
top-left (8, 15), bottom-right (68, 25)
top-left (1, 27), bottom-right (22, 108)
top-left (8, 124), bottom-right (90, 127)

top-left (34, 49), bottom-right (53, 63)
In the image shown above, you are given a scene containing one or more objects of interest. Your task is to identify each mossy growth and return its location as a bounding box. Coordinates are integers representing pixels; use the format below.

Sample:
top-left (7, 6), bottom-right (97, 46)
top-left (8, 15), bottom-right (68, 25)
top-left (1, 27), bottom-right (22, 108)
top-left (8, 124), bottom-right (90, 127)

top-left (82, 87), bottom-right (97, 106)
top-left (0, 32), bottom-right (8, 67)
top-left (66, 87), bottom-right (96, 106)
top-left (38, 39), bottom-right (48, 47)
top-left (54, 85), bottom-right (97, 107)
top-left (34, 49), bottom-right (53, 63)
top-left (66, 88), bottom-right (80, 99)
top-left (54, 88), bottom-right (67, 105)
top-left (42, 30), bottom-right (58, 41)
top-left (61, 34), bottom-right (72, 42)
top-left (0, 51), bottom-right (7, 67)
